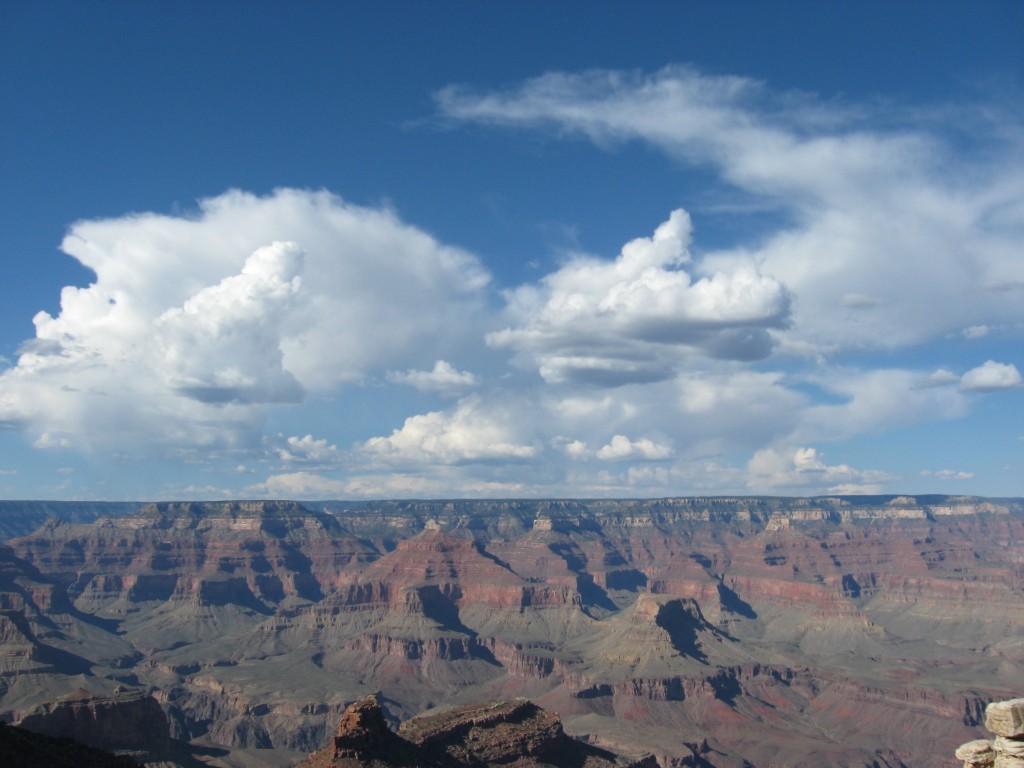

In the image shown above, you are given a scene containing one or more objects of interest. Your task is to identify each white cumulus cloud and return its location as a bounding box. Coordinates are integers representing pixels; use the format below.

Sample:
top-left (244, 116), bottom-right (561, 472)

top-left (559, 439), bottom-right (590, 459)
top-left (0, 189), bottom-right (491, 455)
top-left (915, 368), bottom-right (961, 389)
top-left (361, 396), bottom-right (536, 465)
top-left (596, 434), bottom-right (673, 461)
top-left (959, 360), bottom-right (1023, 392)
top-left (156, 241), bottom-right (305, 405)
top-left (387, 360), bottom-right (479, 395)
top-left (276, 434), bottom-right (342, 465)
top-left (440, 66), bottom-right (1024, 356)
top-left (747, 445), bottom-right (891, 494)
top-left (487, 209), bottom-right (790, 385)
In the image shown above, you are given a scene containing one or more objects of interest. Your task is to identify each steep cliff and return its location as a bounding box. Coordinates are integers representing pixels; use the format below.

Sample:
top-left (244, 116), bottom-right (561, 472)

top-left (16, 688), bottom-right (171, 756)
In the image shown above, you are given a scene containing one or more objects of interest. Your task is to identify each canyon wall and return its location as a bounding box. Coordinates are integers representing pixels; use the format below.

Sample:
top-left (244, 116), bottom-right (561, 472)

top-left (0, 496), bottom-right (1020, 767)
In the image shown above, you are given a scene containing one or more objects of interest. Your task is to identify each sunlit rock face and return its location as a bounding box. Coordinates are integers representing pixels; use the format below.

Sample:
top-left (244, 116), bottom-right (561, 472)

top-left (955, 699), bottom-right (1024, 768)
top-left (1, 495), bottom-right (1022, 767)
top-left (11, 501), bottom-right (378, 614)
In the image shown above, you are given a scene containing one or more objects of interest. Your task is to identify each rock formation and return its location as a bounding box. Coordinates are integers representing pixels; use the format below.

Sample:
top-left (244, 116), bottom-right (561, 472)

top-left (0, 496), bottom-right (1021, 767)
top-left (956, 698), bottom-right (1024, 767)
top-left (16, 688), bottom-right (171, 757)
top-left (298, 694), bottom-right (656, 767)
top-left (0, 719), bottom-right (138, 767)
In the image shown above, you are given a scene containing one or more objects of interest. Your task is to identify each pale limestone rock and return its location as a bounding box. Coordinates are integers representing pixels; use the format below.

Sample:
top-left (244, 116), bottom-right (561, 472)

top-left (957, 739), bottom-right (995, 767)
top-left (993, 756), bottom-right (1024, 768)
top-left (996, 737), bottom-right (1024, 758)
top-left (987, 699), bottom-right (1024, 738)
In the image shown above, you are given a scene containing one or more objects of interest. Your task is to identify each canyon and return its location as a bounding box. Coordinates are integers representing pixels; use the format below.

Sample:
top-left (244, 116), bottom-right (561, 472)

top-left (0, 495), bottom-right (1021, 767)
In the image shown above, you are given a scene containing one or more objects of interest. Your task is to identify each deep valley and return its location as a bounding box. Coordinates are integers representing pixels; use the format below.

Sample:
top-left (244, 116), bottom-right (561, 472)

top-left (0, 495), bottom-right (1021, 767)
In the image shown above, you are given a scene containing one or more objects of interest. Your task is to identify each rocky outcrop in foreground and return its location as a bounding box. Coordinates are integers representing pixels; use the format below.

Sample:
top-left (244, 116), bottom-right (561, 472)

top-left (299, 695), bottom-right (656, 767)
top-left (17, 687), bottom-right (171, 754)
top-left (957, 698), bottom-right (1024, 767)
top-left (0, 719), bottom-right (137, 767)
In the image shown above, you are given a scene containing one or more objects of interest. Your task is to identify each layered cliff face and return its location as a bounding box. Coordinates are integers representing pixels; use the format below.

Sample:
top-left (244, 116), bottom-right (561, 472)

top-left (15, 501), bottom-right (378, 616)
top-left (0, 543), bottom-right (132, 701)
top-left (17, 687), bottom-right (170, 754)
top-left (2, 496), bottom-right (1022, 767)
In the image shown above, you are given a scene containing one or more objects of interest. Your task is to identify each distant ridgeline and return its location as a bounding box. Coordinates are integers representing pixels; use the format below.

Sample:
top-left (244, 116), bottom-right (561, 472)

top-left (0, 501), bottom-right (144, 540)
top-left (0, 495), bottom-right (1020, 542)
top-left (310, 494), bottom-right (1023, 537)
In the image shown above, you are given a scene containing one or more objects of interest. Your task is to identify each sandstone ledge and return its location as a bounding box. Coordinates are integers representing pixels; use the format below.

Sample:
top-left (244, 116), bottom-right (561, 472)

top-left (957, 699), bottom-right (1024, 768)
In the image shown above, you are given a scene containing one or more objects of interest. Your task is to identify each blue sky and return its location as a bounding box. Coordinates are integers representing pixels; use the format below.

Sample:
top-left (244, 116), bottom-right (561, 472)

top-left (1, 1), bottom-right (1022, 500)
